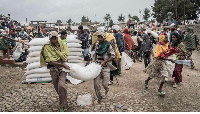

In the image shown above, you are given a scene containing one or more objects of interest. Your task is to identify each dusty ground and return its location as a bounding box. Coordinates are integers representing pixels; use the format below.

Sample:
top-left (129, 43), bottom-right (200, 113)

top-left (0, 50), bottom-right (200, 112)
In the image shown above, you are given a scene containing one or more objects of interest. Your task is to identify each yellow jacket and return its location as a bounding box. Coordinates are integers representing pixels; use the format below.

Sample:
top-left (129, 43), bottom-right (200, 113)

top-left (40, 39), bottom-right (69, 67)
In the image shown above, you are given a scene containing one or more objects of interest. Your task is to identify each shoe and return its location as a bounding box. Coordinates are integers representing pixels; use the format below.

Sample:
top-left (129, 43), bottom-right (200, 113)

top-left (173, 83), bottom-right (177, 88)
top-left (105, 90), bottom-right (109, 96)
top-left (108, 81), bottom-right (113, 85)
top-left (158, 92), bottom-right (165, 97)
top-left (59, 107), bottom-right (65, 112)
top-left (144, 81), bottom-right (148, 89)
top-left (98, 96), bottom-right (102, 104)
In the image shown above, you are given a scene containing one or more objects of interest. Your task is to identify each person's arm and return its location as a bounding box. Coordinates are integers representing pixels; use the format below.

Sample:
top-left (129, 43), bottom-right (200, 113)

top-left (101, 45), bottom-right (115, 66)
top-left (48, 61), bottom-right (70, 70)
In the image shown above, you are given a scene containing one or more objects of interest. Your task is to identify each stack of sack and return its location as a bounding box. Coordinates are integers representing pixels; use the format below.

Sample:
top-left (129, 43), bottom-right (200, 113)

top-left (66, 35), bottom-right (84, 85)
top-left (24, 38), bottom-right (51, 83)
top-left (67, 35), bottom-right (84, 66)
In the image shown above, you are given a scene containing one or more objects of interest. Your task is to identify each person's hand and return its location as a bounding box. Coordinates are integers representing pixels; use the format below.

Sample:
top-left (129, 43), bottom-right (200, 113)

top-left (101, 61), bottom-right (107, 67)
top-left (170, 59), bottom-right (175, 63)
top-left (63, 64), bottom-right (70, 70)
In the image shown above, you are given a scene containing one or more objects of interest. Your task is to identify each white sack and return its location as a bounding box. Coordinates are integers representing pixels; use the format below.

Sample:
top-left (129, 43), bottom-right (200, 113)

top-left (28, 51), bottom-right (41, 57)
top-left (63, 62), bottom-right (101, 81)
top-left (151, 31), bottom-right (159, 39)
top-left (67, 75), bottom-right (83, 85)
top-left (26, 77), bottom-right (52, 83)
top-left (28, 37), bottom-right (49, 46)
top-left (26, 57), bottom-right (40, 63)
top-left (26, 62), bottom-right (41, 70)
top-left (69, 48), bottom-right (83, 52)
top-left (26, 73), bottom-right (51, 79)
top-left (69, 52), bottom-right (82, 56)
top-left (67, 35), bottom-right (77, 40)
top-left (28, 46), bottom-right (43, 52)
top-left (67, 43), bottom-right (82, 48)
top-left (68, 39), bottom-right (82, 43)
top-left (68, 60), bottom-right (83, 63)
top-left (25, 67), bottom-right (50, 75)
top-left (68, 56), bottom-right (83, 60)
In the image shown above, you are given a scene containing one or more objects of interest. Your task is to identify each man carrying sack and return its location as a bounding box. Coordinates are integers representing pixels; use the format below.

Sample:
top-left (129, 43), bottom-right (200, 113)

top-left (40, 31), bottom-right (70, 112)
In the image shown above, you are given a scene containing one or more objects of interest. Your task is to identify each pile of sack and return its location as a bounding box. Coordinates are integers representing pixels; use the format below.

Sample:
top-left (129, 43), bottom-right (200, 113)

top-left (67, 35), bottom-right (84, 66)
top-left (24, 38), bottom-right (51, 83)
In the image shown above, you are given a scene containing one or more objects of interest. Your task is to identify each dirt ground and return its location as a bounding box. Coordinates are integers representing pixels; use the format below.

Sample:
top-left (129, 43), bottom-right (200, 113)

top-left (0, 50), bottom-right (200, 112)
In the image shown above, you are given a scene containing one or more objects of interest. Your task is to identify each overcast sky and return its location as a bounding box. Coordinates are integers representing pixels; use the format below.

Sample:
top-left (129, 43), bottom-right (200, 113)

top-left (0, 0), bottom-right (155, 24)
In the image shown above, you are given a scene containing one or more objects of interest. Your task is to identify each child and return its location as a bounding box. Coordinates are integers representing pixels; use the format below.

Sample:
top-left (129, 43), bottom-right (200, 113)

top-left (172, 51), bottom-right (185, 88)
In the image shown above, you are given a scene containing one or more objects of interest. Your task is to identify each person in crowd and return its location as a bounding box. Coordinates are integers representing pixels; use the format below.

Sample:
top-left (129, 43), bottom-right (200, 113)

top-left (169, 28), bottom-right (176, 44)
top-left (123, 28), bottom-right (135, 58)
top-left (141, 34), bottom-right (153, 68)
top-left (171, 32), bottom-right (186, 88)
top-left (92, 30), bottom-right (115, 104)
top-left (112, 25), bottom-right (125, 74)
top-left (78, 25), bottom-right (90, 58)
top-left (58, 31), bottom-right (68, 45)
top-left (183, 27), bottom-right (199, 69)
top-left (40, 31), bottom-right (70, 112)
top-left (144, 33), bottom-right (177, 96)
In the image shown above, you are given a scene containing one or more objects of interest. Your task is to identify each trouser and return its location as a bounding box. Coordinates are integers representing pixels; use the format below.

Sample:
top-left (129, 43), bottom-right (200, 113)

top-left (186, 50), bottom-right (194, 67)
top-left (144, 52), bottom-right (151, 68)
top-left (83, 47), bottom-right (89, 57)
top-left (94, 67), bottom-right (110, 100)
top-left (116, 59), bottom-right (121, 74)
top-left (50, 67), bottom-right (67, 108)
top-left (83, 47), bottom-right (90, 66)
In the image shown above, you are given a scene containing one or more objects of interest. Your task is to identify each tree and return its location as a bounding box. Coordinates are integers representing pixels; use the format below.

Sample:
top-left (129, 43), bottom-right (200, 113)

top-left (143, 8), bottom-right (151, 21)
top-left (118, 13), bottom-right (125, 22)
top-left (56, 20), bottom-right (62, 26)
top-left (109, 19), bottom-right (114, 28)
top-left (67, 18), bottom-right (73, 25)
top-left (103, 13), bottom-right (111, 31)
top-left (128, 14), bottom-right (140, 21)
top-left (152, 0), bottom-right (200, 23)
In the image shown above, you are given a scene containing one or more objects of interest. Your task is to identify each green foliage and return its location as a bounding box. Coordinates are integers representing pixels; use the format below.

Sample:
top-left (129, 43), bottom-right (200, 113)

top-left (67, 18), bottom-right (73, 25)
top-left (118, 13), bottom-right (125, 22)
top-left (109, 19), bottom-right (114, 27)
top-left (104, 13), bottom-right (111, 30)
top-left (143, 8), bottom-right (151, 21)
top-left (128, 14), bottom-right (140, 21)
top-left (152, 0), bottom-right (200, 23)
top-left (81, 16), bottom-right (91, 22)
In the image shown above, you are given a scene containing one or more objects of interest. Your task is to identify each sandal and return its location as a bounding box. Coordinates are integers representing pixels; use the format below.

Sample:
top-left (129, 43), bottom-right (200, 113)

top-left (144, 81), bottom-right (148, 89)
top-left (59, 107), bottom-right (65, 112)
top-left (159, 92), bottom-right (165, 97)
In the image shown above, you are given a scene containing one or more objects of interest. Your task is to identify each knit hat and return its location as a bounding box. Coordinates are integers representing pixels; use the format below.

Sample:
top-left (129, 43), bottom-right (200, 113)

top-left (112, 25), bottom-right (120, 31)
top-left (97, 30), bottom-right (106, 39)
top-left (49, 31), bottom-right (58, 39)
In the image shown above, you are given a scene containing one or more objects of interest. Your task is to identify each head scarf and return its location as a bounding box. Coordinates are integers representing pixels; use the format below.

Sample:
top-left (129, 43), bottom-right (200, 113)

top-left (171, 32), bottom-right (181, 48)
top-left (155, 35), bottom-right (170, 58)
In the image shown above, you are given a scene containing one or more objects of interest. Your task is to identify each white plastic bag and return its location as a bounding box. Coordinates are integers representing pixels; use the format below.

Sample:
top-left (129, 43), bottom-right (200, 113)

top-left (67, 35), bottom-right (77, 40)
top-left (63, 62), bottom-right (101, 81)
top-left (121, 52), bottom-right (134, 70)
top-left (77, 94), bottom-right (92, 106)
